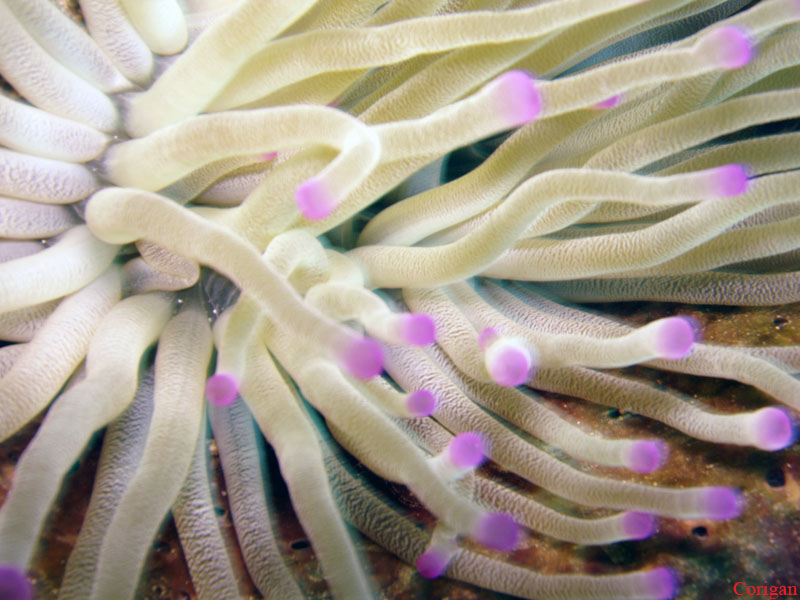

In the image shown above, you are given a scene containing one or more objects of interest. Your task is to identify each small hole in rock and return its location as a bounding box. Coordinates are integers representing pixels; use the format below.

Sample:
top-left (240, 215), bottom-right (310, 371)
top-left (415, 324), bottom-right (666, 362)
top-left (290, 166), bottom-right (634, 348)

top-left (691, 526), bottom-right (707, 537)
top-left (765, 467), bottom-right (785, 488)
top-left (291, 539), bottom-right (311, 550)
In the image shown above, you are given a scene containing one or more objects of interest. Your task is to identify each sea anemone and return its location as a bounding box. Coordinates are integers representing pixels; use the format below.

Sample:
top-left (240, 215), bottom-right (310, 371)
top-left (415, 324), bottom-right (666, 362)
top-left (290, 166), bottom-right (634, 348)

top-left (1, 0), bottom-right (799, 598)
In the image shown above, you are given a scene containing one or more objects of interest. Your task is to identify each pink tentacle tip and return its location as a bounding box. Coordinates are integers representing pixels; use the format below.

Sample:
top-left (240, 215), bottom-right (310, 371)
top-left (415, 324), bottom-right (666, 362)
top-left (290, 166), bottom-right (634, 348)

top-left (645, 567), bottom-right (679, 600)
top-left (492, 70), bottom-right (542, 127)
top-left (258, 151), bottom-right (278, 161)
top-left (593, 94), bottom-right (622, 109)
top-left (400, 313), bottom-right (436, 345)
top-left (448, 432), bottom-right (485, 469)
top-left (0, 565), bottom-right (33, 600)
top-left (340, 336), bottom-right (384, 380)
top-left (406, 389), bottom-right (436, 418)
top-left (474, 513), bottom-right (519, 551)
top-left (751, 407), bottom-right (795, 451)
top-left (708, 26), bottom-right (753, 70)
top-left (295, 178), bottom-right (336, 220)
top-left (416, 550), bottom-right (450, 579)
top-left (653, 316), bottom-right (695, 360)
top-left (205, 372), bottom-right (239, 406)
top-left (702, 487), bottom-right (744, 521)
top-left (621, 511), bottom-right (656, 540)
top-left (711, 163), bottom-right (749, 197)
top-left (624, 439), bottom-right (668, 474)
top-left (486, 339), bottom-right (535, 387)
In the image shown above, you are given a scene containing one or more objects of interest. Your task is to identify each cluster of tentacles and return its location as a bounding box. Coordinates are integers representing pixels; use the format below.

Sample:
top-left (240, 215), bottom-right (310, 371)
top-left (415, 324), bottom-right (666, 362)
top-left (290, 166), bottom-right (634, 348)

top-left (1, 0), bottom-right (799, 598)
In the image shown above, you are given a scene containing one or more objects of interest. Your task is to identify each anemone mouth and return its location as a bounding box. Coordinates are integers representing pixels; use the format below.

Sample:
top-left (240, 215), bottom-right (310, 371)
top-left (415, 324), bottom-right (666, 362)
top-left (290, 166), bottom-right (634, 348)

top-left (1, 0), bottom-right (799, 599)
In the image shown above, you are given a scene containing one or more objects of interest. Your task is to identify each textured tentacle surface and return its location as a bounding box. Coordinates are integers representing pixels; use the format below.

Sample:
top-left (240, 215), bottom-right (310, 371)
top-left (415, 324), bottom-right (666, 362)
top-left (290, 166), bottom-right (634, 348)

top-left (0, 1), bottom-right (798, 599)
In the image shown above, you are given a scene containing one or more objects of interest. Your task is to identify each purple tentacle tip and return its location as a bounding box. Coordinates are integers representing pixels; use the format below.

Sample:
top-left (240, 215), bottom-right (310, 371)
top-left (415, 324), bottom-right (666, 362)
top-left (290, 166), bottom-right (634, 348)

top-left (416, 550), bottom-right (449, 579)
top-left (295, 177), bottom-right (335, 220)
top-left (406, 389), bottom-right (436, 417)
top-left (653, 316), bottom-right (695, 360)
top-left (621, 511), bottom-right (656, 540)
top-left (710, 26), bottom-right (753, 70)
top-left (474, 513), bottom-right (519, 551)
top-left (712, 164), bottom-right (749, 197)
top-left (593, 94), bottom-right (622, 109)
top-left (486, 340), bottom-right (534, 387)
top-left (751, 407), bottom-right (795, 451)
top-left (205, 372), bottom-right (239, 406)
top-left (0, 565), bottom-right (32, 600)
top-left (449, 432), bottom-right (485, 469)
top-left (341, 336), bottom-right (384, 380)
top-left (702, 487), bottom-right (744, 520)
top-left (493, 70), bottom-right (542, 127)
top-left (645, 567), bottom-right (679, 600)
top-left (625, 439), bottom-right (668, 474)
top-left (401, 313), bottom-right (436, 345)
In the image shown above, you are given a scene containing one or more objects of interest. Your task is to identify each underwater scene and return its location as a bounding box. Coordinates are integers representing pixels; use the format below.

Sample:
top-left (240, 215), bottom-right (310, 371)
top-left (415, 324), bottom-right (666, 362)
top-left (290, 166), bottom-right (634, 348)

top-left (1, 0), bottom-right (799, 598)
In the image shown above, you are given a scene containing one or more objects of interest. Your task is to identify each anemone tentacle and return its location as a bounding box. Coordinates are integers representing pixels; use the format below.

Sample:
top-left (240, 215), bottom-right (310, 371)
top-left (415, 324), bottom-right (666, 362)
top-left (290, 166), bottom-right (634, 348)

top-left (0, 1), bottom-right (798, 599)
